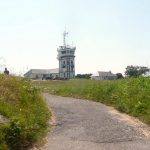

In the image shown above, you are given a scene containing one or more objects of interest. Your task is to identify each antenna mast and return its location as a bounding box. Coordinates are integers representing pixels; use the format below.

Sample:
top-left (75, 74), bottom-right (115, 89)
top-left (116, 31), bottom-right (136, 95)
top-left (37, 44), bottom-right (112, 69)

top-left (63, 31), bottom-right (68, 46)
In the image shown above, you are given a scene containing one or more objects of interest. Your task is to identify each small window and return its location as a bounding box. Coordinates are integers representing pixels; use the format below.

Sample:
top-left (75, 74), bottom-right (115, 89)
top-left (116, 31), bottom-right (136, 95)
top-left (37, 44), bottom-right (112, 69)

top-left (62, 51), bottom-right (66, 54)
top-left (62, 65), bottom-right (65, 68)
top-left (71, 61), bottom-right (74, 68)
top-left (62, 61), bottom-right (66, 68)
top-left (36, 75), bottom-right (38, 79)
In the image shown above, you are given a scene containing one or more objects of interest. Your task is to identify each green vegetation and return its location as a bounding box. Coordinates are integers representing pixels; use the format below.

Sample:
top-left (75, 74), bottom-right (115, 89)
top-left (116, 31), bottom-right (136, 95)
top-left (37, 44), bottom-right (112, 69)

top-left (125, 65), bottom-right (149, 77)
top-left (75, 73), bottom-right (92, 79)
top-left (116, 73), bottom-right (124, 79)
top-left (0, 75), bottom-right (50, 150)
top-left (34, 77), bottom-right (150, 125)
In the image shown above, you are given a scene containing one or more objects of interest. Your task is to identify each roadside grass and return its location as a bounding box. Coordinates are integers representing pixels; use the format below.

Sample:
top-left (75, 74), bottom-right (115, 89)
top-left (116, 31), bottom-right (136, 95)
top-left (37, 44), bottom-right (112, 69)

top-left (33, 77), bottom-right (150, 125)
top-left (0, 74), bottom-right (50, 150)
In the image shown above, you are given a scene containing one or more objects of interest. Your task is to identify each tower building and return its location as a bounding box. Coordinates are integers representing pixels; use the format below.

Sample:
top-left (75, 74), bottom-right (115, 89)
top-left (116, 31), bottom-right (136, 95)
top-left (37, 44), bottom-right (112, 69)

top-left (57, 31), bottom-right (76, 79)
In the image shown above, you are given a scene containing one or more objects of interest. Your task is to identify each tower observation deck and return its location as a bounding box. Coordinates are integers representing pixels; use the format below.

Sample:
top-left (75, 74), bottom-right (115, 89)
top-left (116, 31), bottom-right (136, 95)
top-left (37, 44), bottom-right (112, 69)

top-left (57, 31), bottom-right (76, 79)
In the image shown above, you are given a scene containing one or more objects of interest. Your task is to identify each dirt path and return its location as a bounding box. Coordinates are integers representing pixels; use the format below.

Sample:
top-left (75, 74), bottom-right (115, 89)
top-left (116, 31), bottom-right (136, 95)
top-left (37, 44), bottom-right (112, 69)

top-left (41, 94), bottom-right (150, 150)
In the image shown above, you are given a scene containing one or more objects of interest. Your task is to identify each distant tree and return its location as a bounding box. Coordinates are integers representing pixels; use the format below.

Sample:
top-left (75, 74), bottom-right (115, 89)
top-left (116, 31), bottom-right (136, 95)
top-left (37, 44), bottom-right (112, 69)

top-left (76, 74), bottom-right (92, 79)
top-left (116, 73), bottom-right (123, 79)
top-left (125, 65), bottom-right (149, 77)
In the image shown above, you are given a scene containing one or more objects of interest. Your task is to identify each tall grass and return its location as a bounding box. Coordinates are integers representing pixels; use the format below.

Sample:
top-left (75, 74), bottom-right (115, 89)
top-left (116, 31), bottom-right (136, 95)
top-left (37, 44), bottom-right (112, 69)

top-left (0, 75), bottom-right (50, 150)
top-left (34, 77), bottom-right (150, 125)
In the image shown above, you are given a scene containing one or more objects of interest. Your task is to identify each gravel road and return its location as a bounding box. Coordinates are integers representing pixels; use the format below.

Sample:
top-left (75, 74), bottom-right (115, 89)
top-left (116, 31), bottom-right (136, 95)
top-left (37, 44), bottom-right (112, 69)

top-left (41, 93), bottom-right (150, 150)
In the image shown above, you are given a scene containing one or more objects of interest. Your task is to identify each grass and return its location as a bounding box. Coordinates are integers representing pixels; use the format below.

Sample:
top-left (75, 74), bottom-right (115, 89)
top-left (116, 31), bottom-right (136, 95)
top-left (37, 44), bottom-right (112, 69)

top-left (0, 74), bottom-right (50, 150)
top-left (33, 77), bottom-right (150, 125)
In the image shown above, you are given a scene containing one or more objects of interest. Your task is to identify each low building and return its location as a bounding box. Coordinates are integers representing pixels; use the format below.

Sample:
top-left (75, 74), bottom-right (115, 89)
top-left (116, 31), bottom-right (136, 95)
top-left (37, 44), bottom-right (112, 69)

top-left (24, 68), bottom-right (59, 80)
top-left (91, 71), bottom-right (117, 80)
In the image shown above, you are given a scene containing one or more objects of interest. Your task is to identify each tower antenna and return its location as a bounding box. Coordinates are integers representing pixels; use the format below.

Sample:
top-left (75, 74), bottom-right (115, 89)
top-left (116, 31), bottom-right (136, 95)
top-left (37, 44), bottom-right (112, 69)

top-left (63, 30), bottom-right (68, 46)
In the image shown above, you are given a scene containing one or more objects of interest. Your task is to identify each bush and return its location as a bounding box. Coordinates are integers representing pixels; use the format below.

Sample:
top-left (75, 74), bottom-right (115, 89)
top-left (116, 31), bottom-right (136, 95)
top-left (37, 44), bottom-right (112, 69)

top-left (0, 75), bottom-right (50, 149)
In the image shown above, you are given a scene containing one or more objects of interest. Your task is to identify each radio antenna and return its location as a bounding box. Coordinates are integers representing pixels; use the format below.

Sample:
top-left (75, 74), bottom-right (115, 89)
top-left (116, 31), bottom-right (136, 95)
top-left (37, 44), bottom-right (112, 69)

top-left (63, 30), bottom-right (68, 46)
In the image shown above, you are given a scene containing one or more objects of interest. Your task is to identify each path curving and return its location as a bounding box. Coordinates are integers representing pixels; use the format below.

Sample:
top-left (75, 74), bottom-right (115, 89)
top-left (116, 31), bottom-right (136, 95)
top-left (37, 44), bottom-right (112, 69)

top-left (41, 93), bottom-right (150, 150)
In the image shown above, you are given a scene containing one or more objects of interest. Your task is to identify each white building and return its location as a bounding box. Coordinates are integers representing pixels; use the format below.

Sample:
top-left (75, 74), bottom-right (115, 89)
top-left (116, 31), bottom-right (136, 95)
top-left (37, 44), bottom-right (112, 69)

top-left (24, 68), bottom-right (59, 80)
top-left (91, 71), bottom-right (117, 80)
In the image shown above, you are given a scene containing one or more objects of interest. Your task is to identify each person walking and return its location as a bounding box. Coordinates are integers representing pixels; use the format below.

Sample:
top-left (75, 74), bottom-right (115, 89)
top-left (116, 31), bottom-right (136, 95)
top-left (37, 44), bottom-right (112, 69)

top-left (4, 68), bottom-right (9, 75)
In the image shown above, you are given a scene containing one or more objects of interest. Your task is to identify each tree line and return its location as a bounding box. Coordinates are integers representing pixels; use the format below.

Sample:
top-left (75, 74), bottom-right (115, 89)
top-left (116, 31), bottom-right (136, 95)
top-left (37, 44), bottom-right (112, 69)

top-left (76, 65), bottom-right (150, 79)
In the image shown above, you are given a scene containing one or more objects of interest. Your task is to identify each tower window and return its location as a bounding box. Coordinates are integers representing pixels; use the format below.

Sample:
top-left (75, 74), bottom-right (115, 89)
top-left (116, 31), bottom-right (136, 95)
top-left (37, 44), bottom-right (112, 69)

top-left (62, 61), bottom-right (66, 68)
top-left (71, 67), bottom-right (73, 71)
top-left (67, 61), bottom-right (70, 65)
top-left (71, 60), bottom-right (74, 67)
top-left (62, 64), bottom-right (65, 68)
top-left (62, 51), bottom-right (66, 54)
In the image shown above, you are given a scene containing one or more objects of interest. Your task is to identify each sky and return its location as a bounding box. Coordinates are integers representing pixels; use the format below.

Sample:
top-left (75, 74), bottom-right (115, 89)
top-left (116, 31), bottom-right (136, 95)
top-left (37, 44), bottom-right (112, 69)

top-left (0, 0), bottom-right (150, 75)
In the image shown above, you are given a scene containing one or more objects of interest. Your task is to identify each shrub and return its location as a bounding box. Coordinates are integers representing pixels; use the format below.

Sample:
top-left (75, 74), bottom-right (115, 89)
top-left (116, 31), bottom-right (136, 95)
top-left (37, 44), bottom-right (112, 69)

top-left (0, 75), bottom-right (50, 149)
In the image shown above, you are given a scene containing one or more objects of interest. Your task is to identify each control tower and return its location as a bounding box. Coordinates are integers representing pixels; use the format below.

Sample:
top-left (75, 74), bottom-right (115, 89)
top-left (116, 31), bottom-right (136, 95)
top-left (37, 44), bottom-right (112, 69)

top-left (57, 31), bottom-right (76, 79)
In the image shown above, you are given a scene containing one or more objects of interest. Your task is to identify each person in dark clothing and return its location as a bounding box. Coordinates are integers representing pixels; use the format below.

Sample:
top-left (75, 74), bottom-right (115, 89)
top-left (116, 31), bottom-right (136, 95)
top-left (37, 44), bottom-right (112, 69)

top-left (4, 68), bottom-right (9, 75)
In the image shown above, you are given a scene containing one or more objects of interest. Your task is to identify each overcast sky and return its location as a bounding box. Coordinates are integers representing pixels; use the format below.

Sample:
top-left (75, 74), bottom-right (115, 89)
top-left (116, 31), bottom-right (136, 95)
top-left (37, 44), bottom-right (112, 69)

top-left (0, 0), bottom-right (150, 75)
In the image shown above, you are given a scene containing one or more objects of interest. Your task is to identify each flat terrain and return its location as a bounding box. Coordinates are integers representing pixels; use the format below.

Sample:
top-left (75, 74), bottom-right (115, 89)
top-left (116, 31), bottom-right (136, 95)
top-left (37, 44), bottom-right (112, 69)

top-left (41, 94), bottom-right (150, 150)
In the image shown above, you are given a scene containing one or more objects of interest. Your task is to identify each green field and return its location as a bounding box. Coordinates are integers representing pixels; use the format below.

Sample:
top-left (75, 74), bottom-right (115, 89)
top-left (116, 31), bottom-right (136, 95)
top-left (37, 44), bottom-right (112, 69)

top-left (33, 77), bottom-right (150, 125)
top-left (0, 75), bottom-right (50, 150)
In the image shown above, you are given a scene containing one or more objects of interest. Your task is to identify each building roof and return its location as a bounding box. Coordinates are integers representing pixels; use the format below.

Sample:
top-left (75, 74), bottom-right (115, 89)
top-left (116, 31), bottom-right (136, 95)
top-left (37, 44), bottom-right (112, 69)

top-left (91, 71), bottom-right (116, 77)
top-left (24, 68), bottom-right (59, 76)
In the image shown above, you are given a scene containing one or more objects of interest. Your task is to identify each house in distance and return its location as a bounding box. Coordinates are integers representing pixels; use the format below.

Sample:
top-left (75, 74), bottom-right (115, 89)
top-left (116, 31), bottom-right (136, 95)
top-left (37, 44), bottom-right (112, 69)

top-left (91, 71), bottom-right (117, 80)
top-left (24, 68), bottom-right (59, 80)
top-left (24, 31), bottom-right (76, 80)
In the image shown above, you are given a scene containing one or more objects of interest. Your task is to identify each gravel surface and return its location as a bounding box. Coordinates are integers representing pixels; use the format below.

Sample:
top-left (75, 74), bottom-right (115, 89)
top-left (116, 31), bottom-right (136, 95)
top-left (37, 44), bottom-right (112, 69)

top-left (41, 94), bottom-right (150, 150)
